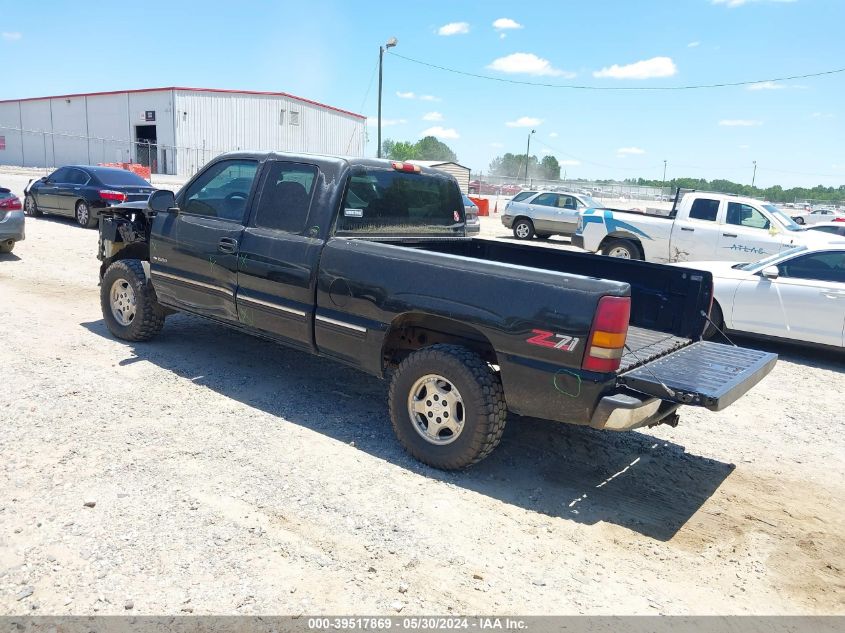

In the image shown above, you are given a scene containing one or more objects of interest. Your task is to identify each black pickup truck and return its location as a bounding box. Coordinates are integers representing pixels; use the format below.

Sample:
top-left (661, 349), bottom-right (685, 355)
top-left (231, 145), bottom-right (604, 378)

top-left (96, 152), bottom-right (777, 469)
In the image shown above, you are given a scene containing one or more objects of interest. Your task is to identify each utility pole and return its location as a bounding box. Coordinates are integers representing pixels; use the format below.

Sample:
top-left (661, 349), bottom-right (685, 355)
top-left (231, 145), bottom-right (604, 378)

top-left (377, 37), bottom-right (398, 159)
top-left (524, 129), bottom-right (535, 182)
top-left (662, 159), bottom-right (667, 189)
top-left (752, 160), bottom-right (757, 188)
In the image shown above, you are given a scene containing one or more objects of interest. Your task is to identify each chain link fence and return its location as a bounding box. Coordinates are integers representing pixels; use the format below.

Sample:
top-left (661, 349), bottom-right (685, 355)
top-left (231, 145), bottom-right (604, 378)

top-left (472, 174), bottom-right (674, 203)
top-left (0, 126), bottom-right (225, 178)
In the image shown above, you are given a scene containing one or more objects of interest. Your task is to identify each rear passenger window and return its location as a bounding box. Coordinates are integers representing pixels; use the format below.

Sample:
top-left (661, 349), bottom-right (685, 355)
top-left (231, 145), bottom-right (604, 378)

top-left (689, 198), bottom-right (720, 222)
top-left (533, 193), bottom-right (558, 207)
top-left (511, 191), bottom-right (535, 203)
top-left (252, 161), bottom-right (317, 233)
top-left (66, 169), bottom-right (89, 185)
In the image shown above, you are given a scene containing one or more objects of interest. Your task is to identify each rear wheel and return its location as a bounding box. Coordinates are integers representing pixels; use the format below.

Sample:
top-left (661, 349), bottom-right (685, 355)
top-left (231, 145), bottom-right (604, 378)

top-left (0, 240), bottom-right (14, 254)
top-left (794, 216), bottom-right (804, 225)
top-left (513, 218), bottom-right (535, 240)
top-left (601, 238), bottom-right (641, 260)
top-left (100, 260), bottom-right (166, 341)
top-left (24, 195), bottom-right (42, 217)
top-left (388, 344), bottom-right (507, 470)
top-left (75, 200), bottom-right (97, 228)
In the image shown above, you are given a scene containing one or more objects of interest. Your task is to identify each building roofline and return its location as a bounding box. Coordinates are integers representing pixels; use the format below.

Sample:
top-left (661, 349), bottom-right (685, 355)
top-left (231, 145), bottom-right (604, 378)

top-left (0, 86), bottom-right (366, 120)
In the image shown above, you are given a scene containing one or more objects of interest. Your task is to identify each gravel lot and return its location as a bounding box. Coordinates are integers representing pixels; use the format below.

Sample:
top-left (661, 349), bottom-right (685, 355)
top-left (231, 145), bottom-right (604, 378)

top-left (1, 166), bottom-right (843, 615)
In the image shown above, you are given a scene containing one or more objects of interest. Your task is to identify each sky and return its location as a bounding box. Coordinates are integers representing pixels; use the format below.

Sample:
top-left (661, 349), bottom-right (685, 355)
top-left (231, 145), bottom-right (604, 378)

top-left (1, 0), bottom-right (843, 188)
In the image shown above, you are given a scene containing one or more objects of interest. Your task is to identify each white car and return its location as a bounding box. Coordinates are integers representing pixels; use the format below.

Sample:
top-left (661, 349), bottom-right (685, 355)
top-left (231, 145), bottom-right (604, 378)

top-left (792, 208), bottom-right (845, 225)
top-left (683, 244), bottom-right (845, 349)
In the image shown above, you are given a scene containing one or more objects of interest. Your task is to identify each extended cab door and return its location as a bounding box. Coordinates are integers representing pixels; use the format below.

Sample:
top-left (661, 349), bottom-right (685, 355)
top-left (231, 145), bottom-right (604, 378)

top-left (149, 158), bottom-right (260, 321)
top-left (235, 160), bottom-right (323, 351)
top-left (717, 202), bottom-right (781, 260)
top-left (669, 197), bottom-right (722, 262)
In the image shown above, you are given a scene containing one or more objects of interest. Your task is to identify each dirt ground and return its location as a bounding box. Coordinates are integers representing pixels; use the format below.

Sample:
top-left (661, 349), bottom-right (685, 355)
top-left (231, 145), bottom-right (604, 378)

top-left (0, 166), bottom-right (843, 615)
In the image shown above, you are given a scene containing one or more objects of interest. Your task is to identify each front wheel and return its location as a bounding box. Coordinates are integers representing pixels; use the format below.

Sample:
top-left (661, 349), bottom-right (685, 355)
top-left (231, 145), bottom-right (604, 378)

top-left (24, 195), bottom-right (42, 217)
top-left (388, 344), bottom-right (507, 470)
top-left (703, 300), bottom-right (724, 341)
top-left (794, 216), bottom-right (804, 225)
top-left (601, 238), bottom-right (641, 260)
top-left (101, 260), bottom-right (166, 341)
top-left (75, 200), bottom-right (97, 228)
top-left (513, 218), bottom-right (535, 240)
top-left (0, 240), bottom-right (14, 254)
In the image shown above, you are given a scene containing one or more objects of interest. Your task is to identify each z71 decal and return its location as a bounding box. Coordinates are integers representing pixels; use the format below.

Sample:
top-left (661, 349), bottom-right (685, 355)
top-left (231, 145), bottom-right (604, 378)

top-left (526, 329), bottom-right (581, 352)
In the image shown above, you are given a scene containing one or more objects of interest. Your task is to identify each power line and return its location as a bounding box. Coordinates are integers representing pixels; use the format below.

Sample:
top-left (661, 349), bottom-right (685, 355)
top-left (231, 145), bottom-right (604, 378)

top-left (388, 52), bottom-right (845, 91)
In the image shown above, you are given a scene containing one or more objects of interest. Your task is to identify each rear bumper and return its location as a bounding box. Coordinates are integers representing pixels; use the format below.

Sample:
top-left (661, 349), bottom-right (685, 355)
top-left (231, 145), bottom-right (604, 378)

top-left (0, 210), bottom-right (25, 242)
top-left (501, 214), bottom-right (513, 229)
top-left (589, 392), bottom-right (679, 430)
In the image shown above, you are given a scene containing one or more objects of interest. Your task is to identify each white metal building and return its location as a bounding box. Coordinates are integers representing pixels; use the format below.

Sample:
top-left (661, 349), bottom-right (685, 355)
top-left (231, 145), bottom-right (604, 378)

top-left (408, 160), bottom-right (471, 193)
top-left (0, 87), bottom-right (366, 176)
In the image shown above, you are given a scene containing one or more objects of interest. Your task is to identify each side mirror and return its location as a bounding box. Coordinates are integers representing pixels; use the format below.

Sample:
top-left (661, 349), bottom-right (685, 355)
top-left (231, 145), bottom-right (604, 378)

top-left (148, 189), bottom-right (177, 213)
top-left (761, 265), bottom-right (779, 280)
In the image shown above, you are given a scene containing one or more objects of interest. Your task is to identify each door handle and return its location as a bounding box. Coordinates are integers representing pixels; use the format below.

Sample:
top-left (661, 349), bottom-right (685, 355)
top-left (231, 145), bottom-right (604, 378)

top-left (821, 290), bottom-right (845, 299)
top-left (218, 237), bottom-right (238, 254)
top-left (680, 227), bottom-right (694, 232)
top-left (722, 233), bottom-right (738, 238)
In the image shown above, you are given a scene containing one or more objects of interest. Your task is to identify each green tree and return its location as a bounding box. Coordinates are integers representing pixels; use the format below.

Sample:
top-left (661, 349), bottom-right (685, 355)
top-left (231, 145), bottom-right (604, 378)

top-left (540, 155), bottom-right (561, 180)
top-left (381, 139), bottom-right (418, 160)
top-left (414, 136), bottom-right (458, 161)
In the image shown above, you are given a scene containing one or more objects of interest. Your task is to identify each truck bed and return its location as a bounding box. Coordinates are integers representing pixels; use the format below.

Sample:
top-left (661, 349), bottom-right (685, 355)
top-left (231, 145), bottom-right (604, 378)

top-left (620, 327), bottom-right (690, 372)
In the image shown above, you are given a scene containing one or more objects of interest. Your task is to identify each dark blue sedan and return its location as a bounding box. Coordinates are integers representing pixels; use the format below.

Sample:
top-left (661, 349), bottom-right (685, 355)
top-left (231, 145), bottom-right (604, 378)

top-left (24, 165), bottom-right (155, 228)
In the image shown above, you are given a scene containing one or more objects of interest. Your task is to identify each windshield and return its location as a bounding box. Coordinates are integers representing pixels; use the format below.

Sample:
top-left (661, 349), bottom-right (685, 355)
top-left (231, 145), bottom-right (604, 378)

top-left (736, 245), bottom-right (807, 271)
top-left (94, 169), bottom-right (151, 187)
top-left (762, 204), bottom-right (802, 231)
top-left (336, 166), bottom-right (464, 237)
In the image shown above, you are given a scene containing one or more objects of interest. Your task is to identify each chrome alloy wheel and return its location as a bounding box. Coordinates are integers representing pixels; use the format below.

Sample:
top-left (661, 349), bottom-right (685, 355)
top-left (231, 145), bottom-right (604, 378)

top-left (407, 374), bottom-right (466, 445)
top-left (110, 279), bottom-right (137, 326)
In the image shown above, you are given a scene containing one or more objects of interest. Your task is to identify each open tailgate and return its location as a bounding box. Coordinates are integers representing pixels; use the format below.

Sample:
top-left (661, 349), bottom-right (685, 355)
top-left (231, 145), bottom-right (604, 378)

top-left (618, 341), bottom-right (777, 411)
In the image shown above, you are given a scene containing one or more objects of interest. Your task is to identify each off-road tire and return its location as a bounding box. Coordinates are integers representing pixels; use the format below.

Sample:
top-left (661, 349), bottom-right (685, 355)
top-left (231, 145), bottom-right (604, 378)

top-left (513, 218), bottom-right (535, 240)
top-left (0, 240), bottom-right (14, 254)
top-left (75, 200), bottom-right (97, 228)
top-left (388, 344), bottom-right (507, 470)
top-left (601, 238), bottom-right (641, 260)
top-left (24, 195), bottom-right (42, 217)
top-left (101, 259), bottom-right (166, 341)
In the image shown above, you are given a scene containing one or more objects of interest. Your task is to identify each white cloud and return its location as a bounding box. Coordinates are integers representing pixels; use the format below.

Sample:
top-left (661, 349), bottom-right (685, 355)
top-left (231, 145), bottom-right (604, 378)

top-left (549, 132), bottom-right (559, 138)
top-left (617, 147), bottom-right (646, 157)
top-left (719, 119), bottom-right (763, 126)
top-left (366, 118), bottom-right (406, 127)
top-left (490, 142), bottom-right (504, 148)
top-left (506, 116), bottom-right (543, 128)
top-left (419, 94), bottom-right (441, 102)
top-left (421, 126), bottom-right (460, 139)
top-left (396, 91), bottom-right (415, 99)
top-left (487, 53), bottom-right (575, 78)
top-left (1, 32), bottom-right (22, 41)
top-left (493, 18), bottom-right (523, 30)
top-left (687, 41), bottom-right (701, 47)
top-left (422, 111), bottom-right (443, 121)
top-left (746, 81), bottom-right (785, 90)
top-left (593, 56), bottom-right (677, 80)
top-left (559, 159), bottom-right (581, 166)
top-left (712, 0), bottom-right (796, 7)
top-left (438, 22), bottom-right (470, 36)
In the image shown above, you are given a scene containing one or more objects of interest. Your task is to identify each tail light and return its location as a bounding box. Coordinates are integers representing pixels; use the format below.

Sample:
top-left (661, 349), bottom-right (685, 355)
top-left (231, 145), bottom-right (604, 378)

top-left (99, 190), bottom-right (126, 202)
top-left (391, 161), bottom-right (421, 173)
top-left (582, 296), bottom-right (631, 373)
top-left (0, 196), bottom-right (22, 210)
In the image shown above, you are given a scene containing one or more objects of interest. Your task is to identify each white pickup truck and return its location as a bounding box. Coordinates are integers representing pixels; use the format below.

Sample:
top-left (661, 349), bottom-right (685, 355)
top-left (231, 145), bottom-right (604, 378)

top-left (571, 191), bottom-right (834, 263)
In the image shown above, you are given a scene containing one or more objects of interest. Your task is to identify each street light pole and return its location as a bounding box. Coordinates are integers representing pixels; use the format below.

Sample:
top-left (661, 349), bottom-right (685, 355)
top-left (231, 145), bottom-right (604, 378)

top-left (377, 37), bottom-right (398, 159)
top-left (752, 160), bottom-right (757, 188)
top-left (662, 159), bottom-right (667, 189)
top-left (524, 129), bottom-right (535, 182)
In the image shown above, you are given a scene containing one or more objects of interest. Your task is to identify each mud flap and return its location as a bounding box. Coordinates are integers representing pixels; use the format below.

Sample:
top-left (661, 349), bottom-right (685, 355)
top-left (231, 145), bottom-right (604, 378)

top-left (618, 341), bottom-right (777, 411)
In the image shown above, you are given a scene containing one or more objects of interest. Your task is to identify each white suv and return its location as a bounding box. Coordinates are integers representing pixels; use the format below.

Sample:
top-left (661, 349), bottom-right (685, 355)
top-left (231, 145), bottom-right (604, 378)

top-left (501, 190), bottom-right (601, 240)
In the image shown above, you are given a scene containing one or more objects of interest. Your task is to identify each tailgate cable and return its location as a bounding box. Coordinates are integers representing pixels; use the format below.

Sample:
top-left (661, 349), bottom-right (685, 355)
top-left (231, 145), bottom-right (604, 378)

top-left (699, 310), bottom-right (737, 346)
top-left (622, 343), bottom-right (676, 398)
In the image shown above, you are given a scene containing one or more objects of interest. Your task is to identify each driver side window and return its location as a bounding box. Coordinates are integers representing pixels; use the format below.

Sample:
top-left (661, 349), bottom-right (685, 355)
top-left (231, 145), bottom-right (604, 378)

top-left (181, 159), bottom-right (259, 222)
